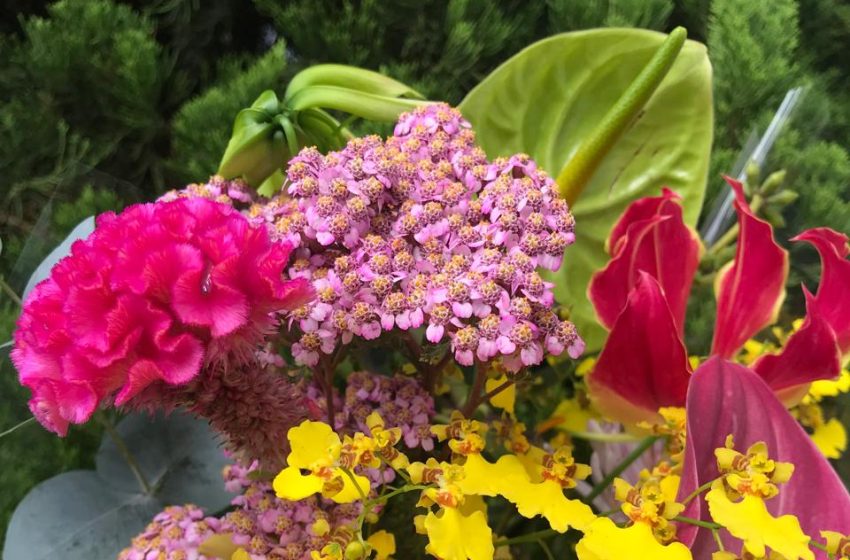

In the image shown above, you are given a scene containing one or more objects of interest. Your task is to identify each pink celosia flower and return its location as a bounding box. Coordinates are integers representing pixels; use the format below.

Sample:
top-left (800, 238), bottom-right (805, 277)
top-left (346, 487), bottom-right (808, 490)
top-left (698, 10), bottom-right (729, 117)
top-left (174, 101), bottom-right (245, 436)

top-left (12, 197), bottom-right (312, 435)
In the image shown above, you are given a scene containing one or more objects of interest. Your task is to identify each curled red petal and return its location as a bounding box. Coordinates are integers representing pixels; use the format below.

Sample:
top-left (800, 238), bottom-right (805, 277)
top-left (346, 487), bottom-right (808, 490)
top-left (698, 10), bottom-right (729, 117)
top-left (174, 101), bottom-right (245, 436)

top-left (678, 357), bottom-right (850, 558)
top-left (711, 177), bottom-right (789, 359)
top-left (587, 272), bottom-right (691, 424)
top-left (589, 188), bottom-right (701, 333)
top-left (793, 227), bottom-right (850, 355)
top-left (752, 287), bottom-right (842, 405)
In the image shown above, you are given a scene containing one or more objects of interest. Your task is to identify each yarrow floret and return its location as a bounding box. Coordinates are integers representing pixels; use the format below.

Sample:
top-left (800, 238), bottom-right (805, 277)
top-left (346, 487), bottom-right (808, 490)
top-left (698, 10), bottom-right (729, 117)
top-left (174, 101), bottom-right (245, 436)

top-left (12, 197), bottom-right (311, 435)
top-left (248, 104), bottom-right (582, 371)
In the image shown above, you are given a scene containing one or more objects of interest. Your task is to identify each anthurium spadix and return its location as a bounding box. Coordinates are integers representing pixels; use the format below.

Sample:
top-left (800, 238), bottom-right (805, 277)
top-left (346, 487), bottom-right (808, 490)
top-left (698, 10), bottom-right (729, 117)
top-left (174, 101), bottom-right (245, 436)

top-left (586, 177), bottom-right (845, 424)
top-left (677, 358), bottom-right (850, 560)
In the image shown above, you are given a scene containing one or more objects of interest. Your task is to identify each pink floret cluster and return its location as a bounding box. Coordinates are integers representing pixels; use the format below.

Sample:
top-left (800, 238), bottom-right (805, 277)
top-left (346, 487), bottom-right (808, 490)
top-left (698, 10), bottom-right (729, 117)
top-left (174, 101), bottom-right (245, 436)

top-left (250, 103), bottom-right (583, 371)
top-left (12, 197), bottom-right (311, 435)
top-left (118, 463), bottom-right (362, 560)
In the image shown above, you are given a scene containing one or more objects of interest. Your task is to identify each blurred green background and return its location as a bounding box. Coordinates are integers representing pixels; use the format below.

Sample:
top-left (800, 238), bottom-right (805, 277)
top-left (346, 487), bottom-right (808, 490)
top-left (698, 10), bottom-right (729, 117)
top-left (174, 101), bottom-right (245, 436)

top-left (2, 0), bottom-right (850, 541)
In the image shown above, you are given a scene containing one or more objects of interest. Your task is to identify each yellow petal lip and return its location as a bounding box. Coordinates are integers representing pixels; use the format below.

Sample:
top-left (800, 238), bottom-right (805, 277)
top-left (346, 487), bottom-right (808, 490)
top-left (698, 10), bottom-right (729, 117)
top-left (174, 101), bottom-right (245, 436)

top-left (706, 485), bottom-right (813, 560)
top-left (367, 529), bottom-right (396, 560)
top-left (273, 466), bottom-right (325, 501)
top-left (486, 374), bottom-right (516, 415)
top-left (328, 469), bottom-right (371, 503)
top-left (576, 517), bottom-right (692, 560)
top-left (286, 420), bottom-right (341, 469)
top-left (811, 417), bottom-right (847, 459)
top-left (423, 507), bottom-right (494, 560)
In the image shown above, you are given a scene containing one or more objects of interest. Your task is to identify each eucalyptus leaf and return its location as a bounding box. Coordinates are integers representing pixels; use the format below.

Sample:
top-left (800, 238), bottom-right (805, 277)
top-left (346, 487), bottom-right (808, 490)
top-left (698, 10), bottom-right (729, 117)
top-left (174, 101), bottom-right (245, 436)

top-left (22, 216), bottom-right (95, 300)
top-left (3, 471), bottom-right (161, 560)
top-left (4, 413), bottom-right (234, 560)
top-left (459, 29), bottom-right (713, 350)
top-left (97, 412), bottom-right (233, 509)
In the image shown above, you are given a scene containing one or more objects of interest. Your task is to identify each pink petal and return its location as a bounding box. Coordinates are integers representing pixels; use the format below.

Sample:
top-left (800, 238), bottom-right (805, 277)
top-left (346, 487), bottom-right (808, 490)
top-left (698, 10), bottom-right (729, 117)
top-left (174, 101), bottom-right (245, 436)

top-left (172, 266), bottom-right (249, 337)
top-left (792, 228), bottom-right (850, 355)
top-left (587, 272), bottom-right (691, 424)
top-left (590, 188), bottom-right (701, 332)
top-left (752, 288), bottom-right (841, 404)
top-left (678, 357), bottom-right (850, 558)
top-left (711, 177), bottom-right (789, 359)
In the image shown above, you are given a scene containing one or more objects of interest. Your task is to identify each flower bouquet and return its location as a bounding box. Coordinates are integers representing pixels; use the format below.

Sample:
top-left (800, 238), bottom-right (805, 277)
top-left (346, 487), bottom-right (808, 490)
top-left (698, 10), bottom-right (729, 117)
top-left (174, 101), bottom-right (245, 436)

top-left (5, 26), bottom-right (850, 560)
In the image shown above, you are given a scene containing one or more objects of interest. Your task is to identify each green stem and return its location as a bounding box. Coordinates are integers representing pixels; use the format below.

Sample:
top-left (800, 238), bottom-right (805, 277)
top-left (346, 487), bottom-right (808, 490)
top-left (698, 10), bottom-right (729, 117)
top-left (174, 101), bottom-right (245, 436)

top-left (706, 194), bottom-right (764, 255)
top-left (567, 431), bottom-right (643, 443)
top-left (557, 27), bottom-right (687, 205)
top-left (0, 276), bottom-right (22, 307)
top-left (673, 515), bottom-right (722, 530)
top-left (0, 416), bottom-right (35, 439)
top-left (682, 480), bottom-right (715, 506)
top-left (538, 539), bottom-right (556, 560)
top-left (494, 528), bottom-right (557, 547)
top-left (711, 528), bottom-right (725, 552)
top-left (461, 362), bottom-right (489, 417)
top-left (99, 415), bottom-right (152, 495)
top-left (584, 436), bottom-right (660, 503)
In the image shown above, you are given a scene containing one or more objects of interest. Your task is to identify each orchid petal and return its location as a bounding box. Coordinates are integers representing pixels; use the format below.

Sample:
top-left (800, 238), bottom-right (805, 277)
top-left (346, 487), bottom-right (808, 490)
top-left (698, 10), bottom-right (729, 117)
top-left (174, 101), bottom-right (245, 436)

top-left (588, 272), bottom-right (691, 424)
top-left (677, 357), bottom-right (850, 558)
top-left (752, 288), bottom-right (841, 405)
top-left (793, 228), bottom-right (850, 355)
top-left (711, 177), bottom-right (789, 359)
top-left (590, 188), bottom-right (701, 333)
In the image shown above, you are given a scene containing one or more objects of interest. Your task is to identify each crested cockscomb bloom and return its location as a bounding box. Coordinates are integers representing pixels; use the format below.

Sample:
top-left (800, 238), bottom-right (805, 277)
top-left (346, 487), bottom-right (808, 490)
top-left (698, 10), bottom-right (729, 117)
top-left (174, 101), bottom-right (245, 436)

top-left (12, 197), bottom-right (312, 435)
top-left (252, 103), bottom-right (583, 372)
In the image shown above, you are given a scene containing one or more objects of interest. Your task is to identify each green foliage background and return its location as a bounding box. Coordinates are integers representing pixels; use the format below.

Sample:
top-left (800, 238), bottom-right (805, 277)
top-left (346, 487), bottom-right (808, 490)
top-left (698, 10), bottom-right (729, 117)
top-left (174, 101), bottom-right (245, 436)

top-left (2, 0), bottom-right (850, 542)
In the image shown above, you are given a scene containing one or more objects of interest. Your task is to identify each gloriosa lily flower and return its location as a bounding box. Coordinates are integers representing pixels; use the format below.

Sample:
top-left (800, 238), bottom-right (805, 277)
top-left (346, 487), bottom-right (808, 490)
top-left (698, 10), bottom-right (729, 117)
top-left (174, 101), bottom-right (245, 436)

top-left (586, 178), bottom-right (849, 424)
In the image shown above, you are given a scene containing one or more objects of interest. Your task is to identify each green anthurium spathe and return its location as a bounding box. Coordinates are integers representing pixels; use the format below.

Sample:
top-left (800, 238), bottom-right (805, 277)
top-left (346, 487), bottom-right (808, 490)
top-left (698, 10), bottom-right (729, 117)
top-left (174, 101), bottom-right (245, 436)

top-left (459, 28), bottom-right (713, 351)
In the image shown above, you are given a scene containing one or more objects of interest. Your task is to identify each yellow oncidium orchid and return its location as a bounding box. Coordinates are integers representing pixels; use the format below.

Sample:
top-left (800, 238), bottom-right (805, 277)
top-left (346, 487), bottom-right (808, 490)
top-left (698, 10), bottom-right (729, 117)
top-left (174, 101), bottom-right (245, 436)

top-left (485, 373), bottom-right (516, 415)
top-left (273, 420), bottom-right (371, 504)
top-left (366, 530), bottom-right (396, 560)
top-left (707, 437), bottom-right (812, 560)
top-left (614, 474), bottom-right (685, 544)
top-left (794, 402), bottom-right (847, 459)
top-left (576, 471), bottom-right (691, 560)
top-left (638, 407), bottom-right (687, 466)
top-left (431, 411), bottom-right (488, 456)
top-left (712, 548), bottom-right (787, 559)
top-left (805, 368), bottom-right (850, 403)
top-left (821, 530), bottom-right (850, 560)
top-left (366, 411), bottom-right (410, 469)
top-left (537, 392), bottom-right (599, 435)
top-left (406, 459), bottom-right (494, 560)
top-left (458, 444), bottom-right (596, 533)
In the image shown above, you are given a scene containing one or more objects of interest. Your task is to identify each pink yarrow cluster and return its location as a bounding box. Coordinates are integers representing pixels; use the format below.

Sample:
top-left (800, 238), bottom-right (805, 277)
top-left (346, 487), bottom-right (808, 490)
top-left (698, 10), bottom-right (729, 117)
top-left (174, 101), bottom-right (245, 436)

top-left (118, 463), bottom-right (361, 560)
top-left (253, 103), bottom-right (583, 372)
top-left (12, 197), bottom-right (311, 435)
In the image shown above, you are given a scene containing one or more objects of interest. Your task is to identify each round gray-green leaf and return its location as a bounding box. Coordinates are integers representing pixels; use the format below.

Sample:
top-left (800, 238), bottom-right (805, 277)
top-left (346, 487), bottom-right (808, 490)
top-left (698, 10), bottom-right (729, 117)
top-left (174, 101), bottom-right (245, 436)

top-left (23, 216), bottom-right (95, 300)
top-left (97, 412), bottom-right (234, 510)
top-left (459, 28), bottom-right (713, 350)
top-left (3, 471), bottom-right (161, 560)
